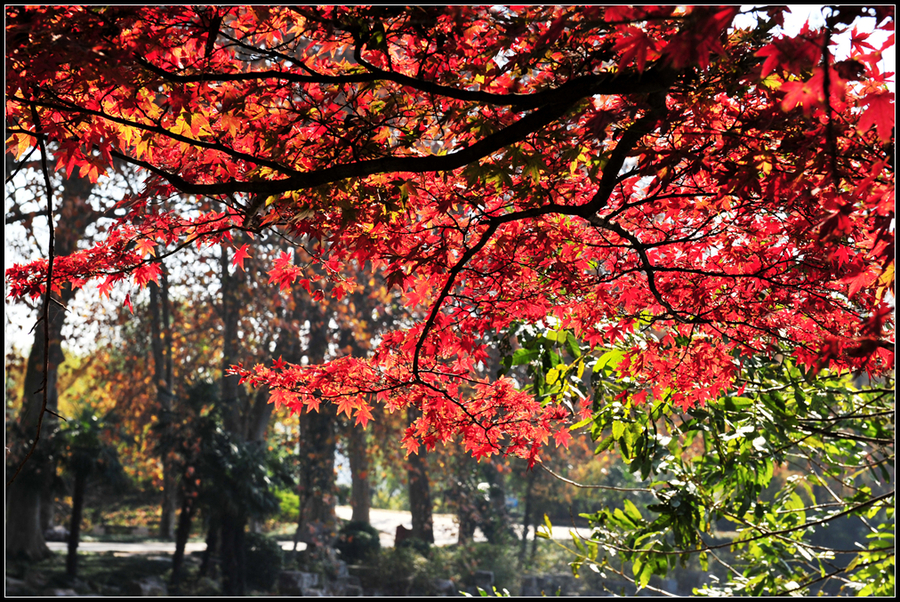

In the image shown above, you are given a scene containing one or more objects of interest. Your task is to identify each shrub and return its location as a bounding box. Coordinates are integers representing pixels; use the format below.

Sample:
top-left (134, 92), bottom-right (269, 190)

top-left (244, 532), bottom-right (283, 591)
top-left (335, 521), bottom-right (382, 563)
top-left (397, 536), bottom-right (432, 557)
top-left (273, 488), bottom-right (299, 523)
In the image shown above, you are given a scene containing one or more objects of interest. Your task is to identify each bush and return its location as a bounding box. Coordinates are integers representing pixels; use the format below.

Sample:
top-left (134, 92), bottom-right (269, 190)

top-left (335, 521), bottom-right (382, 563)
top-left (244, 532), bottom-right (283, 591)
top-left (397, 536), bottom-right (432, 557)
top-left (273, 488), bottom-right (299, 523)
top-left (371, 546), bottom-right (438, 595)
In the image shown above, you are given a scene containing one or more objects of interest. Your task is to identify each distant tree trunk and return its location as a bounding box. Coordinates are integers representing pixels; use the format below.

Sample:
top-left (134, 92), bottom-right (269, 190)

top-left (220, 246), bottom-right (243, 436)
top-left (199, 516), bottom-right (219, 579)
top-left (519, 466), bottom-right (536, 564)
top-left (217, 244), bottom-right (252, 593)
top-left (407, 407), bottom-right (434, 544)
top-left (149, 265), bottom-right (177, 540)
top-left (293, 281), bottom-right (338, 547)
top-left (245, 386), bottom-right (273, 443)
top-left (66, 466), bottom-right (87, 577)
top-left (220, 512), bottom-right (247, 595)
top-left (348, 424), bottom-right (371, 524)
top-left (298, 402), bottom-right (338, 545)
top-left (454, 453), bottom-right (478, 545)
top-left (170, 488), bottom-right (196, 589)
top-left (483, 459), bottom-right (514, 543)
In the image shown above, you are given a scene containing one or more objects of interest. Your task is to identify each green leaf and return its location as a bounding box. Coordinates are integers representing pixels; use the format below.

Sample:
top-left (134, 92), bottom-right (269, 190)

top-left (509, 348), bottom-right (540, 366)
top-left (596, 350), bottom-right (624, 372)
top-left (565, 332), bottom-right (582, 358)
top-left (623, 499), bottom-right (643, 523)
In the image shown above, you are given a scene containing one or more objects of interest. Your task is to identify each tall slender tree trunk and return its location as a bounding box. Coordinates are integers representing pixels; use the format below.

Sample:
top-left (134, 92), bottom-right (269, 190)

top-left (170, 487), bottom-right (196, 589)
top-left (519, 466), bottom-right (536, 565)
top-left (407, 407), bottom-right (434, 544)
top-left (149, 264), bottom-right (176, 540)
top-left (290, 259), bottom-right (338, 548)
top-left (65, 467), bottom-right (87, 577)
top-left (348, 424), bottom-right (371, 524)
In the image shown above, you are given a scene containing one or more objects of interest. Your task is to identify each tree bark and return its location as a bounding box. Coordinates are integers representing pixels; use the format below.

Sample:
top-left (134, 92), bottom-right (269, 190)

top-left (347, 423), bottom-right (370, 524)
top-left (220, 512), bottom-right (247, 595)
top-left (297, 405), bottom-right (338, 545)
top-left (290, 267), bottom-right (338, 547)
top-left (6, 291), bottom-right (66, 560)
top-left (148, 265), bottom-right (176, 540)
top-left (65, 467), bottom-right (87, 577)
top-left (407, 407), bottom-right (434, 544)
top-left (519, 466), bottom-right (536, 565)
top-left (170, 488), bottom-right (196, 589)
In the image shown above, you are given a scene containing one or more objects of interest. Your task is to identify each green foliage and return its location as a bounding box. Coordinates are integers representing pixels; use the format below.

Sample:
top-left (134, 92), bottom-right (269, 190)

top-left (539, 345), bottom-right (894, 596)
top-left (462, 585), bottom-right (512, 597)
top-left (451, 542), bottom-right (521, 593)
top-left (498, 322), bottom-right (894, 595)
top-left (335, 520), bottom-right (382, 562)
top-left (397, 536), bottom-right (432, 556)
top-left (156, 381), bottom-right (294, 522)
top-left (244, 531), bottom-right (283, 591)
top-left (369, 546), bottom-right (439, 595)
top-left (60, 409), bottom-right (125, 485)
top-left (273, 487), bottom-right (299, 523)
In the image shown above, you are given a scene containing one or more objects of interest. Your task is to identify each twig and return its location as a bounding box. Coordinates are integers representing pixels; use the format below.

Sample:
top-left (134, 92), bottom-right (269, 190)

top-left (538, 462), bottom-right (654, 493)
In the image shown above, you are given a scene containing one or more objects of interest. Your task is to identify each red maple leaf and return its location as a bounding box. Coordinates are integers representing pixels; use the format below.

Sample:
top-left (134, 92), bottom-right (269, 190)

top-left (232, 243), bottom-right (251, 271)
top-left (858, 91), bottom-right (895, 143)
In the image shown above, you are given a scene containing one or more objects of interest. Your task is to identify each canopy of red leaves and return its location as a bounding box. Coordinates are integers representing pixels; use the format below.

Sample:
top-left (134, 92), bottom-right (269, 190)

top-left (6, 6), bottom-right (894, 463)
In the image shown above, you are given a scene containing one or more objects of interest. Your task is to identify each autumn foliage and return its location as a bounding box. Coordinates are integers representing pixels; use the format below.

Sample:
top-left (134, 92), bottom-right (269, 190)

top-left (6, 6), bottom-right (895, 463)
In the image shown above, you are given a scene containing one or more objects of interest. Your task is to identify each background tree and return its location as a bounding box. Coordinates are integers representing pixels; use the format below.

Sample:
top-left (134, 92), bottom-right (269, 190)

top-left (58, 409), bottom-right (124, 578)
top-left (5, 153), bottom-right (125, 558)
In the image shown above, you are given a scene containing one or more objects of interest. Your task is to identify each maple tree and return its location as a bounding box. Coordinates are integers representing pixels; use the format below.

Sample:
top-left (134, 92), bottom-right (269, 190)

top-left (5, 6), bottom-right (894, 468)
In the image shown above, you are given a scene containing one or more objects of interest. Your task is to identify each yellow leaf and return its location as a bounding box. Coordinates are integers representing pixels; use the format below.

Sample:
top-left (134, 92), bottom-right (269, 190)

top-left (8, 132), bottom-right (35, 160)
top-left (546, 367), bottom-right (560, 385)
top-left (875, 262), bottom-right (894, 304)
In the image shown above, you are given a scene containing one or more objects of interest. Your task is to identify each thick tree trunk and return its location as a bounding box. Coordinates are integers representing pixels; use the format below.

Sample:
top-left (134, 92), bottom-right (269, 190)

top-left (407, 408), bottom-right (434, 544)
top-left (347, 424), bottom-right (371, 524)
top-left (6, 295), bottom-right (65, 561)
top-left (482, 459), bottom-right (514, 543)
top-left (5, 476), bottom-right (52, 561)
top-left (66, 468), bottom-right (87, 577)
top-left (220, 247), bottom-right (243, 436)
top-left (199, 516), bottom-right (219, 579)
